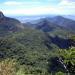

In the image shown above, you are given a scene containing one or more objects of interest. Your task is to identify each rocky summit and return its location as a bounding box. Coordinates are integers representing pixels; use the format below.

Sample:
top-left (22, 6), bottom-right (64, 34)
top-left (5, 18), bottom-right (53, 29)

top-left (0, 11), bottom-right (4, 19)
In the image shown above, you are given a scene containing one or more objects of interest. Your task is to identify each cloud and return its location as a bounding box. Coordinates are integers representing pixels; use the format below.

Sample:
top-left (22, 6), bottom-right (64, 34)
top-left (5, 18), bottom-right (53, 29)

top-left (3, 1), bottom-right (41, 6)
top-left (2, 5), bottom-right (72, 16)
top-left (1, 0), bottom-right (75, 15)
top-left (2, 6), bottom-right (57, 15)
top-left (58, 0), bottom-right (75, 9)
top-left (66, 0), bottom-right (75, 2)
top-left (3, 1), bottom-right (22, 5)
top-left (59, 0), bottom-right (75, 5)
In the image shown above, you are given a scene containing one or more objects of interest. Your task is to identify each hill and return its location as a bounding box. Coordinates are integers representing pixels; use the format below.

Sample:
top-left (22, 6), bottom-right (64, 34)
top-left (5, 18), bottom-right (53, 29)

top-left (50, 16), bottom-right (75, 32)
top-left (0, 11), bottom-right (24, 36)
top-left (24, 16), bottom-right (75, 33)
top-left (0, 23), bottom-right (74, 75)
top-left (0, 13), bottom-right (75, 75)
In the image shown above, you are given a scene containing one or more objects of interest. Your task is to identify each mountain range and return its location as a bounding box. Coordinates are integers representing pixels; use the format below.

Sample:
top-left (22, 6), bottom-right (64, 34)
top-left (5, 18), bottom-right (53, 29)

top-left (0, 11), bottom-right (75, 74)
top-left (24, 16), bottom-right (75, 33)
top-left (50, 16), bottom-right (75, 32)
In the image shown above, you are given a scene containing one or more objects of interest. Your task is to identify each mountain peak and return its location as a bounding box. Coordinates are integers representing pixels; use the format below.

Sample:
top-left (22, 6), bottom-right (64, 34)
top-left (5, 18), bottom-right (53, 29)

top-left (0, 11), bottom-right (4, 19)
top-left (54, 16), bottom-right (64, 19)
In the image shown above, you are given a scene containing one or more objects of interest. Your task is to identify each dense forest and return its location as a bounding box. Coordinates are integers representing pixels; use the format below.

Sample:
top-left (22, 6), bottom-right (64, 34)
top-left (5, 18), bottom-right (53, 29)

top-left (0, 12), bottom-right (75, 75)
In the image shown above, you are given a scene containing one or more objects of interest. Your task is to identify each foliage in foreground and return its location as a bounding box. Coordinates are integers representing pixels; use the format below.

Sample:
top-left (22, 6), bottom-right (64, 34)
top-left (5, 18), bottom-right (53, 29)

top-left (0, 59), bottom-right (16, 75)
top-left (0, 30), bottom-right (75, 75)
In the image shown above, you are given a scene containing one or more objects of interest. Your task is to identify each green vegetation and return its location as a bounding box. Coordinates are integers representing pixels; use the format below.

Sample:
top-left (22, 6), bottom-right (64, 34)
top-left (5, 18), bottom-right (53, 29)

top-left (0, 29), bottom-right (52, 75)
top-left (0, 13), bottom-right (75, 75)
top-left (0, 28), bottom-right (75, 75)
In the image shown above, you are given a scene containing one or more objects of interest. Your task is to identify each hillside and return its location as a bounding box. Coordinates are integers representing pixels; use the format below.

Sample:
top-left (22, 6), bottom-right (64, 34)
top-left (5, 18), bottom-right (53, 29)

top-left (0, 13), bottom-right (75, 75)
top-left (50, 16), bottom-right (75, 32)
top-left (0, 28), bottom-right (57, 75)
top-left (0, 24), bottom-right (75, 75)
top-left (24, 16), bottom-right (75, 33)
top-left (25, 18), bottom-right (73, 37)
top-left (0, 11), bottom-right (24, 36)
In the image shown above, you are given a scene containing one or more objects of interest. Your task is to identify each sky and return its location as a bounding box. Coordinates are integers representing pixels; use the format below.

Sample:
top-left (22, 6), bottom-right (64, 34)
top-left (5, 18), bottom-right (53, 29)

top-left (0, 0), bottom-right (75, 16)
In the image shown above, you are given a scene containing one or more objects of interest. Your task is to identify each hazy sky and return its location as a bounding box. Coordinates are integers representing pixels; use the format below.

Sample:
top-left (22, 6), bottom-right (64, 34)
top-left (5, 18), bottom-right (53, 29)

top-left (0, 0), bottom-right (75, 16)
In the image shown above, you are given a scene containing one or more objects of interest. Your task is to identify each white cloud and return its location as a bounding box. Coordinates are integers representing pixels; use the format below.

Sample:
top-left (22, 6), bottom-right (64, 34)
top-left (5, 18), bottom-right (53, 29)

top-left (4, 1), bottom-right (22, 5)
top-left (2, 6), bottom-right (57, 15)
top-left (1, 0), bottom-right (75, 15)
top-left (54, 0), bottom-right (75, 15)
top-left (59, 0), bottom-right (75, 6)
top-left (2, 5), bottom-right (72, 16)
top-left (3, 1), bottom-right (41, 6)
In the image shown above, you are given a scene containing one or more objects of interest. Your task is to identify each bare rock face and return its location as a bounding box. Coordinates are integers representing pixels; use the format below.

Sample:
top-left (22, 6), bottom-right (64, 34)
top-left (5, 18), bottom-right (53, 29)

top-left (0, 11), bottom-right (4, 19)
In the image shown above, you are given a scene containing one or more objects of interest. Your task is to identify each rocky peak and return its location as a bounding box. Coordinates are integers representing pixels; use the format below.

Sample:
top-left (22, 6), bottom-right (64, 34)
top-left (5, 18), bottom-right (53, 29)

top-left (0, 11), bottom-right (4, 19)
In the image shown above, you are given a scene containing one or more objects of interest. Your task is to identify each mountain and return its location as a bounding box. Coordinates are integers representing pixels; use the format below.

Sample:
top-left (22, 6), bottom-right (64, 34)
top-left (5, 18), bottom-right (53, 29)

top-left (0, 11), bottom-right (24, 36)
top-left (0, 18), bottom-right (74, 74)
top-left (24, 16), bottom-right (75, 33)
top-left (22, 18), bottom-right (74, 50)
top-left (35, 18), bottom-right (63, 32)
top-left (63, 15), bottom-right (75, 21)
top-left (50, 16), bottom-right (75, 32)
top-left (25, 18), bottom-right (72, 37)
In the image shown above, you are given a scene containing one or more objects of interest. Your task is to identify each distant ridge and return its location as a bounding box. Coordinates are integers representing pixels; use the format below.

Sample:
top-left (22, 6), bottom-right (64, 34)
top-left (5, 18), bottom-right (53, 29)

top-left (50, 16), bottom-right (75, 32)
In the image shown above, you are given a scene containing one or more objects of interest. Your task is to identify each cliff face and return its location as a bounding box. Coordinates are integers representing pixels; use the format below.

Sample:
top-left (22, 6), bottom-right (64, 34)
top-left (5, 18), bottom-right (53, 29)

top-left (0, 11), bottom-right (4, 19)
